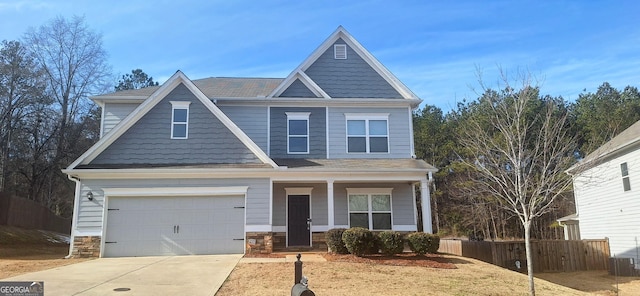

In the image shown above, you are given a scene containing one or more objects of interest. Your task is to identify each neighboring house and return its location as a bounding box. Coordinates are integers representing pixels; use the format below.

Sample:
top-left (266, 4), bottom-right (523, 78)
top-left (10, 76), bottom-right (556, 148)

top-left (63, 26), bottom-right (437, 258)
top-left (566, 119), bottom-right (640, 266)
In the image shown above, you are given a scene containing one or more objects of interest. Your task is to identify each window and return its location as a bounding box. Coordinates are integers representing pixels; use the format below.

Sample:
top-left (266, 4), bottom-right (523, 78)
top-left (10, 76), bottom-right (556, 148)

top-left (346, 114), bottom-right (389, 153)
top-left (334, 44), bottom-right (347, 59)
top-left (347, 188), bottom-right (392, 230)
top-left (287, 112), bottom-right (310, 154)
top-left (621, 162), bottom-right (631, 191)
top-left (170, 101), bottom-right (190, 139)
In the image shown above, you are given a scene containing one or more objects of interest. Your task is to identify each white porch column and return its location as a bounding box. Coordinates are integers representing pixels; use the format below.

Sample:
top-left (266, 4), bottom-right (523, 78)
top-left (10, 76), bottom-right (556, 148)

top-left (420, 179), bottom-right (433, 233)
top-left (327, 179), bottom-right (335, 229)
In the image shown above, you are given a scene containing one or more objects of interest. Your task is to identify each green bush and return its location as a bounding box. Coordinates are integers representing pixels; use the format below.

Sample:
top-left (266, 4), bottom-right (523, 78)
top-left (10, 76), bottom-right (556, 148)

top-left (342, 227), bottom-right (374, 257)
top-left (368, 232), bottom-right (381, 254)
top-left (325, 228), bottom-right (349, 254)
top-left (378, 231), bottom-right (405, 255)
top-left (407, 232), bottom-right (440, 255)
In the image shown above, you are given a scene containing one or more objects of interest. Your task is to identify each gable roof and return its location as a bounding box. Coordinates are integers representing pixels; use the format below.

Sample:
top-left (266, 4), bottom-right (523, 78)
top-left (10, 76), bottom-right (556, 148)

top-left (92, 77), bottom-right (284, 101)
top-left (66, 71), bottom-right (278, 170)
top-left (269, 26), bottom-right (420, 100)
top-left (567, 119), bottom-right (640, 174)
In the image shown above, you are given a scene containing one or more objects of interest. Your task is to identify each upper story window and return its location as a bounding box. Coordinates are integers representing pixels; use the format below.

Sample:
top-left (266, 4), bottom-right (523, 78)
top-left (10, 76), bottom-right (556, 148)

top-left (334, 44), bottom-right (347, 59)
top-left (347, 188), bottom-right (393, 230)
top-left (287, 112), bottom-right (310, 154)
top-left (346, 114), bottom-right (389, 153)
top-left (621, 162), bottom-right (631, 191)
top-left (170, 101), bottom-right (191, 139)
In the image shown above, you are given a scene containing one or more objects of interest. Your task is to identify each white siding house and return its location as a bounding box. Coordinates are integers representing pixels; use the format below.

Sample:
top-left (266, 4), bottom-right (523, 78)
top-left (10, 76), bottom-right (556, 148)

top-left (567, 120), bottom-right (640, 268)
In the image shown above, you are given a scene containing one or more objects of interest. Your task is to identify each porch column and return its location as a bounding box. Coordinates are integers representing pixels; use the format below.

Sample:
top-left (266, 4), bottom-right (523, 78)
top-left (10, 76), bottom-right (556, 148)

top-left (327, 179), bottom-right (334, 229)
top-left (420, 179), bottom-right (433, 233)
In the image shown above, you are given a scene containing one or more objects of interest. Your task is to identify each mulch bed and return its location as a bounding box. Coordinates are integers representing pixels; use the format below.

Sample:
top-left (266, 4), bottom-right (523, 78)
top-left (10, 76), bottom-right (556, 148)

top-left (243, 252), bottom-right (287, 258)
top-left (323, 253), bottom-right (457, 269)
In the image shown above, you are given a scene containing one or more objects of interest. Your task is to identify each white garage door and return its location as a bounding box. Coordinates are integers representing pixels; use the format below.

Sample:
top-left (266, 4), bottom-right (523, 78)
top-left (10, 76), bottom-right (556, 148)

top-left (103, 195), bottom-right (245, 257)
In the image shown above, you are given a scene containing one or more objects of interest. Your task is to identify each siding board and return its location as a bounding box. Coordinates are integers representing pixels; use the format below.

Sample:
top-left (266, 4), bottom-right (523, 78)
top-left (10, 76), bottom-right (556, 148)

top-left (103, 103), bottom-right (139, 135)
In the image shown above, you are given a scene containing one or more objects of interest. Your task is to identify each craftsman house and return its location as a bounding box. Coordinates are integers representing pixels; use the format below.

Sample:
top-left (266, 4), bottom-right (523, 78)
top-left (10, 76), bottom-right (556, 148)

top-left (567, 120), bottom-right (640, 268)
top-left (63, 26), bottom-right (437, 257)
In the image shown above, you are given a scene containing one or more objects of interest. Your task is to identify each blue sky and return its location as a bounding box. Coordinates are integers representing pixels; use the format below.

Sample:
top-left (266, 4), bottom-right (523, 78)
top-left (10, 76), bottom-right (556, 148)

top-left (1, 0), bottom-right (638, 111)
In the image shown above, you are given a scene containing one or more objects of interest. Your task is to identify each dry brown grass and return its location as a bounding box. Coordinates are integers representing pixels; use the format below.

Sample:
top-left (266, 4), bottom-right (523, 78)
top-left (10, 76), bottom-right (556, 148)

top-left (217, 255), bottom-right (599, 296)
top-left (536, 271), bottom-right (640, 295)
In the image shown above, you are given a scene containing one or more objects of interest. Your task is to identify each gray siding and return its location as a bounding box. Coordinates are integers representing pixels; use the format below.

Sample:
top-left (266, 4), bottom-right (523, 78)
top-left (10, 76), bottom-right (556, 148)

top-left (304, 38), bottom-right (402, 98)
top-left (270, 107), bottom-right (326, 159)
top-left (91, 83), bottom-right (262, 165)
top-left (279, 79), bottom-right (318, 98)
top-left (102, 103), bottom-right (139, 136)
top-left (75, 178), bottom-right (270, 234)
top-left (333, 183), bottom-right (415, 226)
top-left (272, 183), bottom-right (328, 227)
top-left (328, 107), bottom-right (412, 159)
top-left (218, 105), bottom-right (268, 152)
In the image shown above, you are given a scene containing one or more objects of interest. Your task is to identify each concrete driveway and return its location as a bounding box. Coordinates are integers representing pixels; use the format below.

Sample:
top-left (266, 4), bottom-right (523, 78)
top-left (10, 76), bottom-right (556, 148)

top-left (2, 254), bottom-right (242, 295)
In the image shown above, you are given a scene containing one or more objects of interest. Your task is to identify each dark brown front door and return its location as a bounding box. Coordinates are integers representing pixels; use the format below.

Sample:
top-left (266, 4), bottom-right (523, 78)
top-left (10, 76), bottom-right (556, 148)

top-left (288, 195), bottom-right (311, 246)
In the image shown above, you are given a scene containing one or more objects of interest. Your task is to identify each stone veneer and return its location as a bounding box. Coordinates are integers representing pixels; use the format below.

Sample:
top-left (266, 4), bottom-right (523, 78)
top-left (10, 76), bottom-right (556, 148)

top-left (72, 236), bottom-right (101, 258)
top-left (245, 232), bottom-right (274, 253)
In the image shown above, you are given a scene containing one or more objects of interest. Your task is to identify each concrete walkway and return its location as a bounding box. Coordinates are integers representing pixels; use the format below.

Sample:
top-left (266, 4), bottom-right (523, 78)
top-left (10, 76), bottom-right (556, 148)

top-left (2, 254), bottom-right (242, 296)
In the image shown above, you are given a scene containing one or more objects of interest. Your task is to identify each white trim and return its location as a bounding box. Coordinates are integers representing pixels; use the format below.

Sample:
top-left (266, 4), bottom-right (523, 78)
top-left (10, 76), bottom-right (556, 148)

top-left (392, 225), bottom-right (418, 232)
top-left (286, 112), bottom-right (310, 154)
top-left (272, 226), bottom-right (286, 232)
top-left (269, 178), bottom-right (273, 228)
top-left (346, 188), bottom-right (394, 231)
top-left (285, 191), bottom-right (313, 247)
top-left (73, 230), bottom-right (102, 236)
top-left (420, 179), bottom-right (433, 233)
top-left (334, 44), bottom-right (347, 59)
top-left (408, 106), bottom-right (415, 157)
top-left (345, 114), bottom-right (390, 154)
top-left (170, 101), bottom-right (191, 139)
top-left (311, 225), bottom-right (330, 232)
top-left (245, 225), bottom-right (273, 232)
top-left (325, 106), bottom-right (330, 159)
top-left (99, 105), bottom-right (105, 139)
top-left (66, 71), bottom-right (278, 169)
top-left (334, 224), bottom-right (349, 229)
top-left (66, 175), bottom-right (82, 258)
top-left (269, 72), bottom-right (330, 99)
top-left (285, 187), bottom-right (314, 195)
top-left (102, 186), bottom-right (249, 197)
top-left (267, 105), bottom-right (271, 155)
top-left (327, 180), bottom-right (335, 229)
top-left (346, 188), bottom-right (393, 195)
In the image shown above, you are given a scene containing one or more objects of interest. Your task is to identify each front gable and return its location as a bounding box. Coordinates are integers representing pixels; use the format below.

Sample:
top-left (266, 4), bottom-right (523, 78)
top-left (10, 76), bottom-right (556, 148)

top-left (67, 71), bottom-right (277, 170)
top-left (304, 38), bottom-right (402, 98)
top-left (270, 26), bottom-right (419, 100)
top-left (90, 83), bottom-right (262, 165)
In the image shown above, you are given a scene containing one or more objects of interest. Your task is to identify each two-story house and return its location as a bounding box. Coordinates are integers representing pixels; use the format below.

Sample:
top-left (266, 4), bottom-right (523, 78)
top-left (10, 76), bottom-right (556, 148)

top-left (566, 119), bottom-right (640, 268)
top-left (63, 26), bottom-right (437, 258)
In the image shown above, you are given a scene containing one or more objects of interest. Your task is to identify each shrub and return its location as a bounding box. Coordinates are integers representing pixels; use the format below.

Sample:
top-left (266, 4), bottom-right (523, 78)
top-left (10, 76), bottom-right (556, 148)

top-left (378, 231), bottom-right (405, 255)
top-left (342, 227), bottom-right (374, 256)
top-left (407, 232), bottom-right (440, 255)
top-left (368, 232), bottom-right (381, 254)
top-left (325, 228), bottom-right (349, 254)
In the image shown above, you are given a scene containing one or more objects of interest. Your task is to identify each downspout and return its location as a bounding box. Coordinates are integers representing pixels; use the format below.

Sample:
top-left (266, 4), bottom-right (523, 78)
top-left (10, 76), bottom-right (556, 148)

top-left (65, 174), bottom-right (81, 259)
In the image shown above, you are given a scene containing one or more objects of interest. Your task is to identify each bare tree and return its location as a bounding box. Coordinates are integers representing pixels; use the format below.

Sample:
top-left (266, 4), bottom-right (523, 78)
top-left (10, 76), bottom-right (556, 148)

top-left (23, 15), bottom-right (111, 166)
top-left (0, 40), bottom-right (46, 192)
top-left (458, 71), bottom-right (575, 296)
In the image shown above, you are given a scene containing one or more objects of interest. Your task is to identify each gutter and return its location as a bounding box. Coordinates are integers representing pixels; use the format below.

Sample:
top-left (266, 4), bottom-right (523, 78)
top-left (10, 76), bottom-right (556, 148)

top-left (64, 174), bottom-right (81, 259)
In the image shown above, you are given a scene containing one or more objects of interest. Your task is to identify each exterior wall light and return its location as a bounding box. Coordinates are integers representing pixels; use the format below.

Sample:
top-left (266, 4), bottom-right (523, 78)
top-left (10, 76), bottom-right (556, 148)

top-left (87, 191), bottom-right (94, 201)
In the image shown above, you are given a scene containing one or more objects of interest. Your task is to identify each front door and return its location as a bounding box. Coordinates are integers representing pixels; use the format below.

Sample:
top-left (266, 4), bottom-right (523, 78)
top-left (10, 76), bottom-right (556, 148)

top-left (287, 195), bottom-right (311, 246)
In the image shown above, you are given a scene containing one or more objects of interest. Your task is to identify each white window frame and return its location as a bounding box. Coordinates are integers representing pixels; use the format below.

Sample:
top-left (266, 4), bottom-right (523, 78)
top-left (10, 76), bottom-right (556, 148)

top-left (334, 44), bottom-right (347, 59)
top-left (345, 113), bottom-right (389, 154)
top-left (621, 162), bottom-right (631, 192)
top-left (286, 112), bottom-right (310, 154)
top-left (346, 188), bottom-right (393, 231)
top-left (170, 101), bottom-right (191, 139)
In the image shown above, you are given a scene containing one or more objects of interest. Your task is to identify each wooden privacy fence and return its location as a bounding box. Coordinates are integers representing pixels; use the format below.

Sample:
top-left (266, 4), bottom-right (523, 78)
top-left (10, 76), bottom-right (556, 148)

top-left (439, 239), bottom-right (610, 272)
top-left (0, 193), bottom-right (71, 234)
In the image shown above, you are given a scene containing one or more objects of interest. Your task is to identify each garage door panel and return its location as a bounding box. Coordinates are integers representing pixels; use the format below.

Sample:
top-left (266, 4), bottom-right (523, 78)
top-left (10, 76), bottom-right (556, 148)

top-left (104, 195), bottom-right (245, 257)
